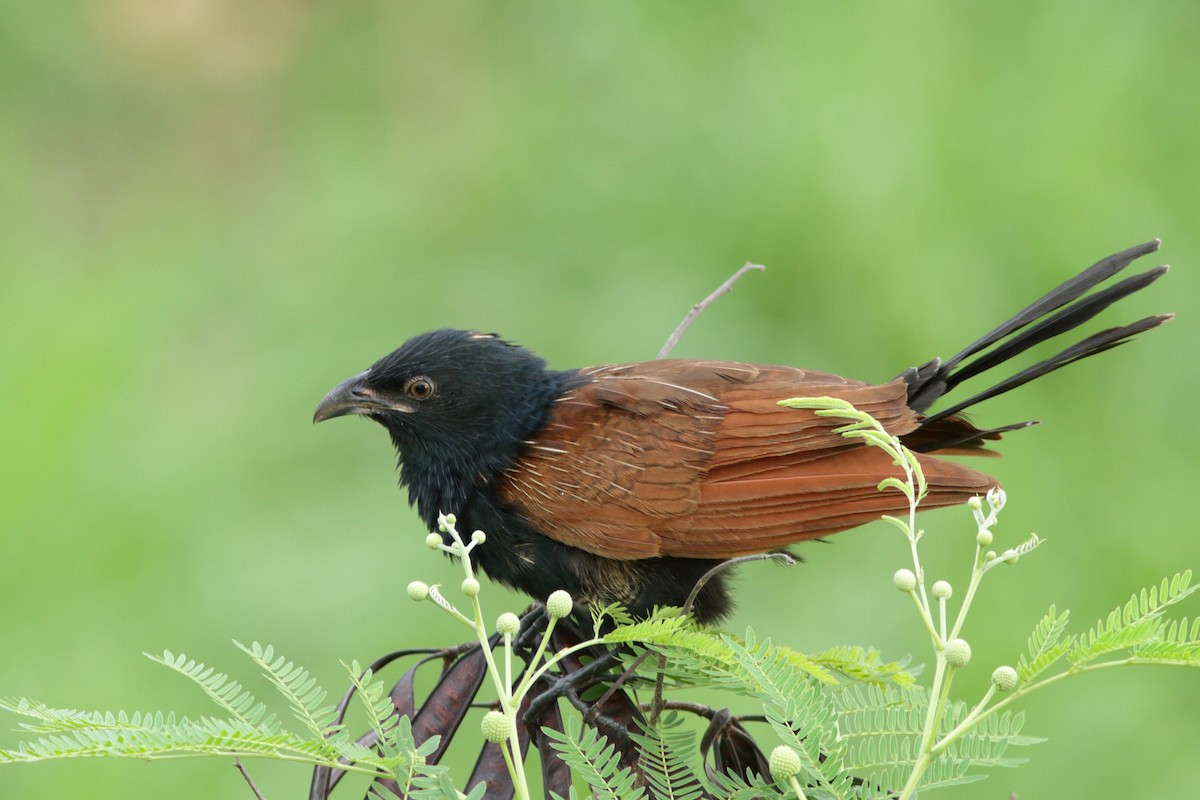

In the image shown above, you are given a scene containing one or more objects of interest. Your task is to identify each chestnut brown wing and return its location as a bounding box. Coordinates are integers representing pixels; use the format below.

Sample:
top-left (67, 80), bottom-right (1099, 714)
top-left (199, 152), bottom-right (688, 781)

top-left (496, 360), bottom-right (997, 560)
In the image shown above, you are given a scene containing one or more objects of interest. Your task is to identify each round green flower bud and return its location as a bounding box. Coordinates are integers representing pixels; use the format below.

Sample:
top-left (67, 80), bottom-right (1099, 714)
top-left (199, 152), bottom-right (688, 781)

top-left (975, 529), bottom-right (993, 547)
top-left (984, 550), bottom-right (998, 562)
top-left (768, 744), bottom-right (803, 781)
top-left (893, 568), bottom-right (917, 592)
top-left (461, 578), bottom-right (481, 597)
top-left (944, 638), bottom-right (972, 668)
top-left (443, 513), bottom-right (457, 525)
top-left (1003, 549), bottom-right (1019, 565)
top-left (407, 581), bottom-right (430, 602)
top-left (546, 590), bottom-right (573, 619)
top-left (425, 532), bottom-right (443, 549)
top-left (496, 612), bottom-right (521, 636)
top-left (480, 710), bottom-right (510, 743)
top-left (991, 665), bottom-right (1019, 691)
top-left (471, 530), bottom-right (487, 545)
top-left (967, 496), bottom-right (983, 511)
top-left (931, 580), bottom-right (953, 600)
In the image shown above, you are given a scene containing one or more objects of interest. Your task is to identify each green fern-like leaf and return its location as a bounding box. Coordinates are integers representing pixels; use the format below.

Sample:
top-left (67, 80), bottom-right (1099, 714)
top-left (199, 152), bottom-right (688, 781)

top-left (832, 681), bottom-right (1041, 797)
top-left (686, 630), bottom-right (851, 794)
top-left (900, 757), bottom-right (982, 796)
top-left (407, 763), bottom-right (471, 800)
top-left (1016, 605), bottom-right (1074, 682)
top-left (236, 641), bottom-right (337, 738)
top-left (812, 645), bottom-right (917, 687)
top-left (604, 613), bottom-right (692, 647)
top-left (628, 714), bottom-right (705, 800)
top-left (345, 662), bottom-right (400, 761)
top-left (645, 626), bottom-right (840, 693)
top-left (834, 682), bottom-right (926, 794)
top-left (835, 682), bottom-right (927, 739)
top-left (708, 766), bottom-right (787, 800)
top-left (147, 650), bottom-right (274, 729)
top-left (936, 705), bottom-right (1041, 766)
top-left (592, 602), bottom-right (636, 636)
top-left (542, 716), bottom-right (646, 800)
top-left (1008, 532), bottom-right (1044, 560)
top-left (1131, 615), bottom-right (1200, 663)
top-left (0, 643), bottom-right (417, 777)
top-left (1068, 572), bottom-right (1198, 665)
top-left (0, 700), bottom-right (159, 736)
top-left (346, 667), bottom-right (438, 794)
top-left (0, 707), bottom-right (367, 767)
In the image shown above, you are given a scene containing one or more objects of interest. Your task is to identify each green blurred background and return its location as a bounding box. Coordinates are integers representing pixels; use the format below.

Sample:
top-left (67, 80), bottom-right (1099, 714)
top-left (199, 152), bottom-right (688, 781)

top-left (2, 2), bottom-right (1198, 797)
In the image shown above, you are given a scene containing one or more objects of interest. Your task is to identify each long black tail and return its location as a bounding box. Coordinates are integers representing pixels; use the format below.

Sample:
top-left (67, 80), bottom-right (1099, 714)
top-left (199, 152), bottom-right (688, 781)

top-left (898, 240), bottom-right (1172, 449)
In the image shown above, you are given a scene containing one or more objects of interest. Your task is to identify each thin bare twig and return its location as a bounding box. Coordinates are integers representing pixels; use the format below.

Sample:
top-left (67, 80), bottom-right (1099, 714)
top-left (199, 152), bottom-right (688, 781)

top-left (658, 262), bottom-right (766, 359)
top-left (683, 552), bottom-right (796, 617)
top-left (235, 758), bottom-right (266, 800)
top-left (584, 648), bottom-right (653, 727)
top-left (654, 700), bottom-right (717, 718)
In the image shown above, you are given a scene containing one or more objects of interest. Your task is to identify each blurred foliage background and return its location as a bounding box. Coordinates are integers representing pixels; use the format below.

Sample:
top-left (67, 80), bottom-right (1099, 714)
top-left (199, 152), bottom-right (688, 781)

top-left (2, 2), bottom-right (1198, 798)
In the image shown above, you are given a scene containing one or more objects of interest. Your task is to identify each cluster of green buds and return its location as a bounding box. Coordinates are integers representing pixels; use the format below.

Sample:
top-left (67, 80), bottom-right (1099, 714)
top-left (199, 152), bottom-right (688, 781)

top-left (884, 482), bottom-right (1030, 798)
top-left (404, 512), bottom-right (600, 800)
top-left (970, 489), bottom-right (1032, 567)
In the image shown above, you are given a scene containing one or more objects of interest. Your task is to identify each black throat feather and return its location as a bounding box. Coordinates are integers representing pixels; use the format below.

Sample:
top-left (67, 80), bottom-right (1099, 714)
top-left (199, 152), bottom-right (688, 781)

top-left (388, 367), bottom-right (578, 529)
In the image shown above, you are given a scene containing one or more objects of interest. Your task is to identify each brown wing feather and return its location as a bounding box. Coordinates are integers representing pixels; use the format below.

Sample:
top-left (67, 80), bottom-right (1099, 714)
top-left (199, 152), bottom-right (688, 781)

top-left (676, 446), bottom-right (994, 557)
top-left (496, 359), bottom-right (997, 561)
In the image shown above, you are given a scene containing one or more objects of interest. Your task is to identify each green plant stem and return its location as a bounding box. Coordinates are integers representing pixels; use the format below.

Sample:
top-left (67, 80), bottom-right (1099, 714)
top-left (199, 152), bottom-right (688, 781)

top-left (439, 519), bottom-right (533, 800)
top-left (948, 554), bottom-right (986, 642)
top-left (512, 616), bottom-right (561, 699)
top-left (29, 748), bottom-right (389, 777)
top-left (907, 588), bottom-right (942, 646)
top-left (929, 685), bottom-right (997, 757)
top-left (504, 631), bottom-right (514, 698)
top-left (436, 515), bottom-right (619, 800)
top-left (787, 773), bottom-right (811, 800)
top-left (430, 593), bottom-right (477, 629)
top-left (499, 737), bottom-right (520, 795)
top-left (521, 637), bottom-right (608, 694)
top-left (933, 655), bottom-right (1200, 757)
top-left (902, 645), bottom-right (964, 799)
top-left (470, 601), bottom-right (531, 800)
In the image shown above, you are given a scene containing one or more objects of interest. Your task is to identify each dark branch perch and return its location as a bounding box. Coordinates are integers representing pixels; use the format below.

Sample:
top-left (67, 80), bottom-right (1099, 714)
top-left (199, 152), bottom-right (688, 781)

top-left (306, 609), bottom-right (773, 800)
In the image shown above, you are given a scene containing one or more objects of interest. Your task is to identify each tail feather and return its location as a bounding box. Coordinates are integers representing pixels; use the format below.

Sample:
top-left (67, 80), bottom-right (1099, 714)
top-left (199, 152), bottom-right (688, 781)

top-left (920, 313), bottom-right (1172, 427)
top-left (939, 266), bottom-right (1168, 392)
top-left (899, 241), bottom-right (1172, 448)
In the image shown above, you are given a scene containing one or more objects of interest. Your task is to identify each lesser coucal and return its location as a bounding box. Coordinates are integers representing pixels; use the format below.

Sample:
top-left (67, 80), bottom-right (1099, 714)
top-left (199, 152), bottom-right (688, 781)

top-left (314, 241), bottom-right (1171, 622)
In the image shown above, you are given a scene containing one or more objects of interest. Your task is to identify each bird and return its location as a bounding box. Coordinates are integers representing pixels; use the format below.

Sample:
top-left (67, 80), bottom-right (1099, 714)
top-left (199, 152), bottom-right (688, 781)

top-left (314, 241), bottom-right (1171, 623)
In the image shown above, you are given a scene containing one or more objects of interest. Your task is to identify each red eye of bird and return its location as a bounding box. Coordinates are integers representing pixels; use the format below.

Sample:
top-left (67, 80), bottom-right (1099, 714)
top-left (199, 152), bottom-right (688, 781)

top-left (405, 377), bottom-right (435, 400)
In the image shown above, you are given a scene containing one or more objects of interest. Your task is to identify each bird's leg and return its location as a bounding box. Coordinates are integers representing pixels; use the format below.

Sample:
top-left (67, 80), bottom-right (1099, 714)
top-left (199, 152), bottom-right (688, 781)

top-left (522, 643), bottom-right (624, 730)
top-left (520, 616), bottom-right (647, 747)
top-left (514, 604), bottom-right (549, 649)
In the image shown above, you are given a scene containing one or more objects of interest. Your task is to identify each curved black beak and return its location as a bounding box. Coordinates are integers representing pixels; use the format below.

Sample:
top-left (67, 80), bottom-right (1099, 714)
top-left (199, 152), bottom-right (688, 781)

top-left (313, 370), bottom-right (412, 423)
